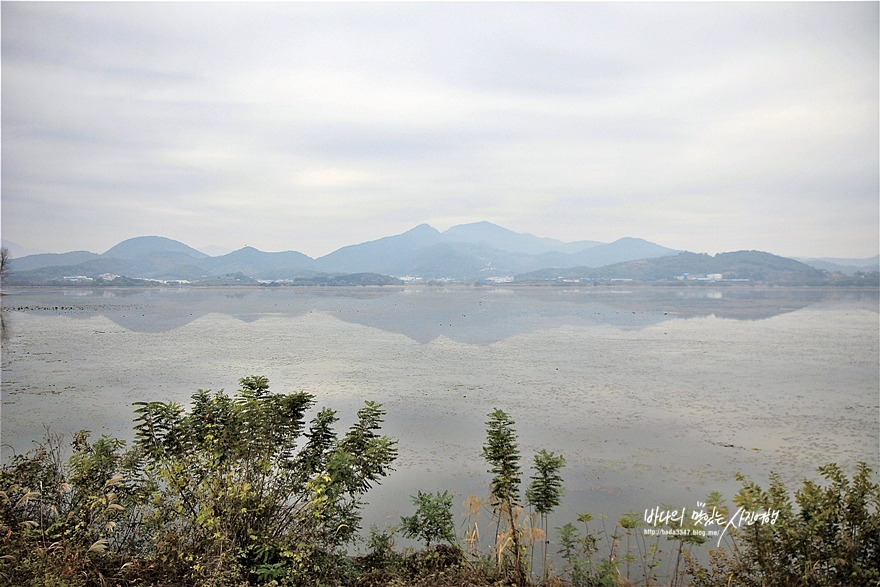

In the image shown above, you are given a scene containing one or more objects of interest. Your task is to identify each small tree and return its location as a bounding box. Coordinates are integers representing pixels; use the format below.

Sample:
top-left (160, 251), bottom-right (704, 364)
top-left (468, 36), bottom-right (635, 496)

top-left (482, 409), bottom-right (526, 585)
top-left (0, 246), bottom-right (10, 284)
top-left (557, 521), bottom-right (605, 587)
top-left (132, 376), bottom-right (398, 584)
top-left (400, 490), bottom-right (457, 549)
top-left (526, 449), bottom-right (565, 581)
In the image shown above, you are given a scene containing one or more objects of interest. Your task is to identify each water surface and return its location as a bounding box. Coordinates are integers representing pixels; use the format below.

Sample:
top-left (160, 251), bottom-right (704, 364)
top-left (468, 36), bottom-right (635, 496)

top-left (2, 285), bottom-right (877, 538)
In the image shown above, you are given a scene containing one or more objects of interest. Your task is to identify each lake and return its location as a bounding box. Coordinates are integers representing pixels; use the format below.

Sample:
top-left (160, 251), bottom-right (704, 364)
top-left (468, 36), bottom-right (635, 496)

top-left (1, 285), bottom-right (877, 547)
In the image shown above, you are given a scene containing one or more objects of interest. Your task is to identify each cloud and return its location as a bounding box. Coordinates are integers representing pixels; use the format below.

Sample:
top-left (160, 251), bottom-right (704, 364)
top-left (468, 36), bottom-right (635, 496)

top-left (2, 2), bottom-right (877, 258)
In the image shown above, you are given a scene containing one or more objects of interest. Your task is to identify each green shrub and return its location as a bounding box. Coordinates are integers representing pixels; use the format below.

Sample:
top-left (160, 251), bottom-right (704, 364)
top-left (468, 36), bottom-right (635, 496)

top-left (400, 491), bottom-right (457, 549)
top-left (0, 431), bottom-right (145, 586)
top-left (132, 376), bottom-right (398, 585)
top-left (0, 376), bottom-right (398, 587)
top-left (526, 450), bottom-right (565, 581)
top-left (686, 462), bottom-right (880, 587)
top-left (482, 409), bottom-right (527, 585)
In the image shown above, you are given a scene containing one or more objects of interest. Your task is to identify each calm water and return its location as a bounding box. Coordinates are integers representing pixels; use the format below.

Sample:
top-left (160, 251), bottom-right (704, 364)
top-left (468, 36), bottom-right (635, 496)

top-left (2, 285), bottom-right (877, 542)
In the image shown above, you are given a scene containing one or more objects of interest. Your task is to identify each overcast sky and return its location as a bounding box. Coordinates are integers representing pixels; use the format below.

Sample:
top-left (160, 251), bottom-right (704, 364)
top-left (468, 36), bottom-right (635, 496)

top-left (2, 2), bottom-right (877, 259)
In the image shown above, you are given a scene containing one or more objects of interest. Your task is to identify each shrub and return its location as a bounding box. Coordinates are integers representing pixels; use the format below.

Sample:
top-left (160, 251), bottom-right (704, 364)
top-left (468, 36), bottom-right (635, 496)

top-left (400, 491), bottom-right (457, 549)
top-left (132, 376), bottom-right (398, 585)
top-left (686, 462), bottom-right (880, 587)
top-left (0, 376), bottom-right (398, 587)
top-left (0, 431), bottom-right (145, 586)
top-left (526, 450), bottom-right (565, 581)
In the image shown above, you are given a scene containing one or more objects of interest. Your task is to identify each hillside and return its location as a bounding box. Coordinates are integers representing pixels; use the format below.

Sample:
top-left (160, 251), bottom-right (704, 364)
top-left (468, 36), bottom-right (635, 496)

top-left (516, 250), bottom-right (835, 284)
top-left (6, 223), bottom-right (680, 285)
top-left (204, 247), bottom-right (316, 275)
top-left (11, 250), bottom-right (101, 272)
top-left (797, 255), bottom-right (880, 275)
top-left (439, 221), bottom-right (602, 254)
top-left (311, 224), bottom-right (676, 278)
top-left (102, 236), bottom-right (208, 260)
top-left (315, 224), bottom-right (443, 273)
top-left (7, 224), bottom-right (869, 287)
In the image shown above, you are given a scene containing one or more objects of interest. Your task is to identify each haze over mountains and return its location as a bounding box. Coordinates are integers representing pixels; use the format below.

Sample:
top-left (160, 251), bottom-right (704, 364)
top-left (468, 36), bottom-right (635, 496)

top-left (6, 222), bottom-right (675, 282)
top-left (4, 222), bottom-right (878, 285)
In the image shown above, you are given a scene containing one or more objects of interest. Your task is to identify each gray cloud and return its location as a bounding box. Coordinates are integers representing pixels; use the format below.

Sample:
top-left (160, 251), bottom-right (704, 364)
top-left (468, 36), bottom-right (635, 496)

top-left (2, 2), bottom-right (877, 258)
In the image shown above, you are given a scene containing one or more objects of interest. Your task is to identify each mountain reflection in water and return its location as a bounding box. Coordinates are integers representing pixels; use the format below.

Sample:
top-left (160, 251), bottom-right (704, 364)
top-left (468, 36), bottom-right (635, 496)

top-left (1, 285), bottom-right (877, 550)
top-left (3, 286), bottom-right (875, 344)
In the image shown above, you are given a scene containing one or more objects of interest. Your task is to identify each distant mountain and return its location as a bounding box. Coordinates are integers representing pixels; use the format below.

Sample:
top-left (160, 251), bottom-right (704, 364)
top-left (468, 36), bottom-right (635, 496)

top-left (1, 225), bottom-right (680, 284)
top-left (103, 236), bottom-right (208, 260)
top-left (313, 223), bottom-right (675, 278)
top-left (7, 236), bottom-right (211, 274)
top-left (439, 221), bottom-right (601, 255)
top-left (8, 224), bottom-right (665, 283)
top-left (197, 245), bottom-right (235, 257)
top-left (1, 240), bottom-right (47, 258)
top-left (397, 243), bottom-right (498, 279)
top-left (10, 251), bottom-right (101, 272)
top-left (10, 252), bottom-right (212, 282)
top-left (517, 250), bottom-right (830, 284)
top-left (6, 236), bottom-right (313, 284)
top-left (315, 224), bottom-right (443, 273)
top-left (12, 224), bottom-right (860, 287)
top-left (796, 255), bottom-right (879, 276)
top-left (204, 247), bottom-right (316, 276)
top-left (565, 237), bottom-right (678, 267)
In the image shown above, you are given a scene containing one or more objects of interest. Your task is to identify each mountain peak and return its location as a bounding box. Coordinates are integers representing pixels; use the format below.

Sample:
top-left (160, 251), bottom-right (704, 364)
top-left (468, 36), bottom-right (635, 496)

top-left (103, 236), bottom-right (208, 260)
top-left (404, 223), bottom-right (441, 235)
top-left (442, 222), bottom-right (577, 255)
top-left (443, 221), bottom-right (516, 236)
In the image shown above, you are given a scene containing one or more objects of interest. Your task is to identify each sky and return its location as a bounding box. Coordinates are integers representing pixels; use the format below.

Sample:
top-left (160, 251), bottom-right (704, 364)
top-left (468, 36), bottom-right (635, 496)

top-left (1, 2), bottom-right (878, 260)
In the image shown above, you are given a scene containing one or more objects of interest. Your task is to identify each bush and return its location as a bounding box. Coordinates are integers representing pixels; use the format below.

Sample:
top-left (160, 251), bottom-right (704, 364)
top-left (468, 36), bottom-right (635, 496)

top-left (0, 376), bottom-right (398, 587)
top-left (686, 462), bottom-right (880, 587)
top-left (400, 491), bottom-right (457, 549)
top-left (132, 376), bottom-right (398, 585)
top-left (0, 431), bottom-right (145, 586)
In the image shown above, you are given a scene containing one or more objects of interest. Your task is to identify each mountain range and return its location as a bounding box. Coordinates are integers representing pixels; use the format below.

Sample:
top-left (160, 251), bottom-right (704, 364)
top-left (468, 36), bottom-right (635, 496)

top-left (3, 222), bottom-right (877, 286)
top-left (5, 222), bottom-right (676, 283)
top-left (517, 251), bottom-right (831, 285)
top-left (793, 256), bottom-right (880, 275)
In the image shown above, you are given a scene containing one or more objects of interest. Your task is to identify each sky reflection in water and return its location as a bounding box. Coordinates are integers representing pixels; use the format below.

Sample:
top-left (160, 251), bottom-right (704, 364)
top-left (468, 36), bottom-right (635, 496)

top-left (2, 286), bottom-right (877, 540)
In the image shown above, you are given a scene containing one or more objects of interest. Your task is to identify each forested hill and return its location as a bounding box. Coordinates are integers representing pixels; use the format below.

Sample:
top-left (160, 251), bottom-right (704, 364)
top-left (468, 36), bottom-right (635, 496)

top-left (516, 250), bottom-right (866, 285)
